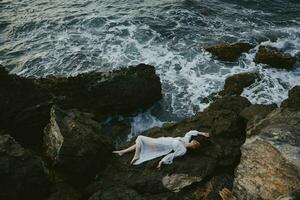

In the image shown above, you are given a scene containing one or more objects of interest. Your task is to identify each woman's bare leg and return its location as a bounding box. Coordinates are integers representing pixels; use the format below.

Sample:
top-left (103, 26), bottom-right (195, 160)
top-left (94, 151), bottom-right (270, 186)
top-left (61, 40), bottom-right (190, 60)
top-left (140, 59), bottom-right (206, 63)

top-left (112, 144), bottom-right (136, 156)
top-left (130, 136), bottom-right (144, 164)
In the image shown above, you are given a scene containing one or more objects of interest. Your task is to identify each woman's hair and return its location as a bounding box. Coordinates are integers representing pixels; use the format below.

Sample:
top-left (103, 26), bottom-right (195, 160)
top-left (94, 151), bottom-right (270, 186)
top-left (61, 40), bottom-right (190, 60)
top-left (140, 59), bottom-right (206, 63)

top-left (190, 134), bottom-right (209, 144)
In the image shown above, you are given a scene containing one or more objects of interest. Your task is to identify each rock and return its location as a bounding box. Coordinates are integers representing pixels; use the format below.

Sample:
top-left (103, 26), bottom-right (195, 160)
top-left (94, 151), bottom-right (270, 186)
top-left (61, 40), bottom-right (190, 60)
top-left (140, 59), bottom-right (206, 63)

top-left (89, 94), bottom-right (251, 199)
top-left (206, 42), bottom-right (255, 62)
top-left (43, 106), bottom-right (113, 186)
top-left (240, 104), bottom-right (277, 137)
top-left (281, 85), bottom-right (300, 110)
top-left (0, 66), bottom-right (53, 149)
top-left (0, 64), bottom-right (162, 149)
top-left (219, 188), bottom-right (238, 200)
top-left (0, 134), bottom-right (51, 200)
top-left (162, 173), bottom-right (203, 192)
top-left (47, 182), bottom-right (80, 200)
top-left (255, 46), bottom-right (297, 69)
top-left (35, 63), bottom-right (162, 117)
top-left (221, 73), bottom-right (257, 96)
top-left (233, 108), bottom-right (300, 200)
top-left (276, 188), bottom-right (300, 200)
top-left (195, 174), bottom-right (234, 200)
top-left (101, 117), bottom-right (132, 148)
top-left (88, 185), bottom-right (142, 200)
top-left (203, 73), bottom-right (257, 103)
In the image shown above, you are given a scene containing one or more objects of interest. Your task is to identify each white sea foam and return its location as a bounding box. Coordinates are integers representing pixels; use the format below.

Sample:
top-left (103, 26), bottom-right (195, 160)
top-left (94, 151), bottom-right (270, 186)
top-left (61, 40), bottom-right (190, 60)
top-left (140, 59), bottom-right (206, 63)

top-left (1, 0), bottom-right (300, 136)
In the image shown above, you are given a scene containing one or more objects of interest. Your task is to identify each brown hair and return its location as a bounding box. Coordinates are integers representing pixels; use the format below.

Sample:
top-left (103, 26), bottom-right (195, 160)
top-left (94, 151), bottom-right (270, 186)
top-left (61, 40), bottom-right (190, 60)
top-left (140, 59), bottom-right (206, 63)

top-left (190, 134), bottom-right (209, 144)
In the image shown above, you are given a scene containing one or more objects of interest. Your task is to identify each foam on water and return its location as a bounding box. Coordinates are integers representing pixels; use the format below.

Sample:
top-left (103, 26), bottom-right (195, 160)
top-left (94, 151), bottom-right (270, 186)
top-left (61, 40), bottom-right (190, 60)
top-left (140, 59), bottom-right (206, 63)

top-left (1, 0), bottom-right (300, 136)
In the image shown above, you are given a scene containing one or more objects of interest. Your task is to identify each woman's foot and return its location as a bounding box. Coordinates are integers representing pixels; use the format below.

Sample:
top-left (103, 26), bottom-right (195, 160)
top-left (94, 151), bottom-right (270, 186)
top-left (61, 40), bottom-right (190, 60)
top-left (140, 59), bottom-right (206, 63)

top-left (130, 156), bottom-right (139, 165)
top-left (112, 150), bottom-right (125, 156)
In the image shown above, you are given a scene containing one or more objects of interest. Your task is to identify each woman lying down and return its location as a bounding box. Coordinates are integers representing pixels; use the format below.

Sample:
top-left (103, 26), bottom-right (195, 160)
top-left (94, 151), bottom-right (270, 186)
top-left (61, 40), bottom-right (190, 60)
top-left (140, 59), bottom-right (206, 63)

top-left (113, 130), bottom-right (210, 169)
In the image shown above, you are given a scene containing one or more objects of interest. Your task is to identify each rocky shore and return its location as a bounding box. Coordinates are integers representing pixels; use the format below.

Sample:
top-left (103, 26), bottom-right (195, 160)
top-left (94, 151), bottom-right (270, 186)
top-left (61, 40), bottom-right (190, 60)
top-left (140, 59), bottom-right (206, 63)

top-left (0, 45), bottom-right (299, 200)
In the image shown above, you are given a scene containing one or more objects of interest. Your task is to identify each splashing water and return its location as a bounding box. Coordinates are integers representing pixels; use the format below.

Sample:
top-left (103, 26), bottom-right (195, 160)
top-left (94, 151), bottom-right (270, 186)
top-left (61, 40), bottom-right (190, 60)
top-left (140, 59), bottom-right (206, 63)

top-left (1, 0), bottom-right (300, 136)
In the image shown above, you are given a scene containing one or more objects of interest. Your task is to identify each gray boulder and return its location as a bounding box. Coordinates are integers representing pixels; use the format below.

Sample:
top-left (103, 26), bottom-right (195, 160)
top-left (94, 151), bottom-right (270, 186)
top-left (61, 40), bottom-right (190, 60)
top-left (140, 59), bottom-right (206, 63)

top-left (43, 106), bottom-right (113, 186)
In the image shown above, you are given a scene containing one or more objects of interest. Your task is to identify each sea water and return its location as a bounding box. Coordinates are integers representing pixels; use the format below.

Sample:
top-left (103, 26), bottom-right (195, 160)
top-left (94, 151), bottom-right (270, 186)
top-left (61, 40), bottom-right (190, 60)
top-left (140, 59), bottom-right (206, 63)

top-left (0, 0), bottom-right (299, 137)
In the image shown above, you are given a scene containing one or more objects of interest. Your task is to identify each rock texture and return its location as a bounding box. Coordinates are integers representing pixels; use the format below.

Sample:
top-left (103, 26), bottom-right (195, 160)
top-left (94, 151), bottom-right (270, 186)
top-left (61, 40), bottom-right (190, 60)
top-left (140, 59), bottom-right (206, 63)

top-left (86, 95), bottom-right (251, 199)
top-left (255, 46), bottom-right (297, 69)
top-left (240, 104), bottom-right (277, 137)
top-left (233, 95), bottom-right (300, 200)
top-left (0, 64), bottom-right (162, 149)
top-left (43, 106), bottom-right (113, 186)
top-left (221, 73), bottom-right (257, 96)
top-left (203, 72), bottom-right (258, 103)
top-left (281, 85), bottom-right (300, 110)
top-left (206, 43), bottom-right (255, 62)
top-left (0, 134), bottom-right (51, 200)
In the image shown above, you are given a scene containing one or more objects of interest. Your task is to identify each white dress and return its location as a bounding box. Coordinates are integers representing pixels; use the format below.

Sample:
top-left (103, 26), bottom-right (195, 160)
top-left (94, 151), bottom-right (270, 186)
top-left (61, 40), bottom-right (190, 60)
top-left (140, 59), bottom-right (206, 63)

top-left (133, 130), bottom-right (203, 165)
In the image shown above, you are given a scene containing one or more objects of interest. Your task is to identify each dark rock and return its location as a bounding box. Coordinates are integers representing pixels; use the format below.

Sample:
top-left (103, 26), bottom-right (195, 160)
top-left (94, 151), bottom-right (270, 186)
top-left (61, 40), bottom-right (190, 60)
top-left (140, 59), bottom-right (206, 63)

top-left (195, 174), bottom-right (234, 200)
top-left (0, 66), bottom-right (53, 149)
top-left (203, 73), bottom-right (257, 104)
top-left (101, 117), bottom-right (132, 148)
top-left (89, 94), bottom-right (251, 199)
top-left (47, 182), bottom-right (80, 200)
top-left (204, 95), bottom-right (251, 115)
top-left (43, 106), bottom-right (113, 186)
top-left (240, 104), bottom-right (277, 137)
top-left (0, 64), bottom-right (161, 149)
top-left (206, 42), bottom-right (255, 62)
top-left (0, 134), bottom-right (51, 200)
top-left (88, 185), bottom-right (142, 200)
top-left (255, 46), bottom-right (297, 69)
top-left (221, 73), bottom-right (257, 96)
top-left (35, 63), bottom-right (162, 117)
top-left (281, 85), bottom-right (300, 110)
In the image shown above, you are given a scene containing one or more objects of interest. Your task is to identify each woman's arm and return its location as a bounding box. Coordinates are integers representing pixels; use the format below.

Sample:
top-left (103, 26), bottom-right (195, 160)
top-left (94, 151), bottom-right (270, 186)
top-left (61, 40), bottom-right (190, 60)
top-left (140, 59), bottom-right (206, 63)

top-left (157, 144), bottom-right (187, 169)
top-left (184, 130), bottom-right (209, 140)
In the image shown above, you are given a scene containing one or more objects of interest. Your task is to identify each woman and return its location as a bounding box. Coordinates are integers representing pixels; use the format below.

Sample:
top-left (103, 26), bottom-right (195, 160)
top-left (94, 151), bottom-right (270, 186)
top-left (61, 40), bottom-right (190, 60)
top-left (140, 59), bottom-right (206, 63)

top-left (113, 130), bottom-right (210, 169)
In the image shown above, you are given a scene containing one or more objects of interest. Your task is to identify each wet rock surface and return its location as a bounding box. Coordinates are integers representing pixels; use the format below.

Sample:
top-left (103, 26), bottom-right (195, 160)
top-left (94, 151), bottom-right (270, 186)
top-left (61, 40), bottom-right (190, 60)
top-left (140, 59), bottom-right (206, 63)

top-left (0, 134), bottom-right (51, 200)
top-left (254, 46), bottom-right (298, 69)
top-left (0, 64), bottom-right (161, 149)
top-left (203, 72), bottom-right (258, 103)
top-left (221, 73), bottom-right (257, 96)
top-left (205, 42), bottom-right (255, 62)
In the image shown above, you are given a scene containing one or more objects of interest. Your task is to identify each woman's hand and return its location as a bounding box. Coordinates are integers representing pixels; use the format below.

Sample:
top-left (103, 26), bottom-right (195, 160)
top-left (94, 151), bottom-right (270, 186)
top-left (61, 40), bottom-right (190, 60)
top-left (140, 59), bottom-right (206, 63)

top-left (201, 132), bottom-right (210, 137)
top-left (157, 161), bottom-right (163, 170)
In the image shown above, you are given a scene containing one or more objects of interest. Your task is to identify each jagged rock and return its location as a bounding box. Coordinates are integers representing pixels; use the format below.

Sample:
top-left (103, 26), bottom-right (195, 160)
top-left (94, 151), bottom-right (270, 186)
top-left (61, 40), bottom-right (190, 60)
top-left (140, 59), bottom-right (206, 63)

top-left (233, 108), bottom-right (300, 200)
top-left (240, 104), bottom-right (277, 137)
top-left (43, 106), bottom-right (113, 186)
top-left (88, 95), bottom-right (251, 199)
top-left (255, 46), bottom-right (297, 69)
top-left (221, 73), bottom-right (257, 96)
top-left (0, 134), bottom-right (51, 200)
top-left (0, 64), bottom-right (161, 149)
top-left (206, 42), bottom-right (255, 62)
top-left (203, 73), bottom-right (257, 103)
top-left (195, 174), bottom-right (234, 200)
top-left (35, 63), bottom-right (162, 117)
top-left (276, 188), bottom-right (300, 200)
top-left (162, 173), bottom-right (203, 192)
top-left (281, 85), bottom-right (300, 110)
